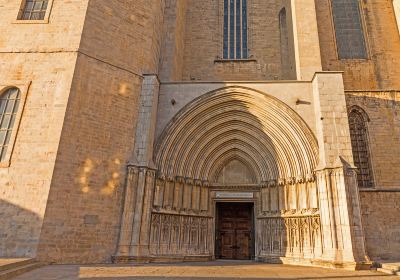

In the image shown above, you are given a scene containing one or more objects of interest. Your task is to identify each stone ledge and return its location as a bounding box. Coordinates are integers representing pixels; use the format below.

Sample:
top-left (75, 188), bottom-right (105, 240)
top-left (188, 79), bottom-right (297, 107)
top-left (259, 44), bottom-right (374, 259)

top-left (256, 256), bottom-right (372, 270)
top-left (112, 255), bottom-right (213, 264)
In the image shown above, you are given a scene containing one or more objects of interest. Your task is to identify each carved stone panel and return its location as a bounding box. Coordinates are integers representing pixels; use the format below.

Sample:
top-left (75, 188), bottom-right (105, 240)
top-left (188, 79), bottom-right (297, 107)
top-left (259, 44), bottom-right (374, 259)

top-left (149, 213), bottom-right (212, 257)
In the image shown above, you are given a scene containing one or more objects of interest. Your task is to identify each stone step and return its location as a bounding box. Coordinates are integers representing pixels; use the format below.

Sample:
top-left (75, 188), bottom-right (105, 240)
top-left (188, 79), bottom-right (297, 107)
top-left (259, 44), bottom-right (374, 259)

top-left (0, 261), bottom-right (43, 280)
top-left (377, 267), bottom-right (397, 275)
top-left (0, 259), bottom-right (35, 273)
top-left (382, 263), bottom-right (400, 272)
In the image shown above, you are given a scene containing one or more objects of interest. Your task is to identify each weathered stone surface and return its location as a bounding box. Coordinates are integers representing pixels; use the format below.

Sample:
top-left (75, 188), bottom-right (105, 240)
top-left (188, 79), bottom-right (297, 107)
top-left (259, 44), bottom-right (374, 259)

top-left (0, 0), bottom-right (399, 268)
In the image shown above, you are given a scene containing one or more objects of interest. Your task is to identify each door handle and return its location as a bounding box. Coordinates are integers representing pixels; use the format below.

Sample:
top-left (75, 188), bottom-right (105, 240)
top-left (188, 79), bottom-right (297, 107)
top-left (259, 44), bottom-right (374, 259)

top-left (231, 246), bottom-right (240, 249)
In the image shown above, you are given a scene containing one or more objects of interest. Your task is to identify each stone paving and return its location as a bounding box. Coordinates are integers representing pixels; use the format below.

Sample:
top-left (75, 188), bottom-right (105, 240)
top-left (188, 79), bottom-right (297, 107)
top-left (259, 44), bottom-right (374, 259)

top-left (12, 261), bottom-right (400, 280)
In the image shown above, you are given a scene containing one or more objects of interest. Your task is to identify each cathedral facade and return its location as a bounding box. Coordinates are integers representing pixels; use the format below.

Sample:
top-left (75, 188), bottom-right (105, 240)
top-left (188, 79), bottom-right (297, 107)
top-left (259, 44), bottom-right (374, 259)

top-left (1, 0), bottom-right (400, 269)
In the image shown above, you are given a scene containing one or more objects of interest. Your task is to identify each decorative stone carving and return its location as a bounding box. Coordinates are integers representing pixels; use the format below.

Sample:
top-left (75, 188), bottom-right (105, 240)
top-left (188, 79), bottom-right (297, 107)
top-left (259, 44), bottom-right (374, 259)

top-left (149, 213), bottom-right (212, 257)
top-left (258, 214), bottom-right (322, 260)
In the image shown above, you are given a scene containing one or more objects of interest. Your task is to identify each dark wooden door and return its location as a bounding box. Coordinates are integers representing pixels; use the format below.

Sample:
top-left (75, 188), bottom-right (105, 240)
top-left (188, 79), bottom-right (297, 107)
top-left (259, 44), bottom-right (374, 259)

top-left (216, 203), bottom-right (253, 260)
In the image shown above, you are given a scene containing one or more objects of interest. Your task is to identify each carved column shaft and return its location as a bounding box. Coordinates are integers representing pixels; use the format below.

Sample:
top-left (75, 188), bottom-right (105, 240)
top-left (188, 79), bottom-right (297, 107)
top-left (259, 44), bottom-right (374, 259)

top-left (116, 167), bottom-right (139, 255)
top-left (316, 165), bottom-right (369, 265)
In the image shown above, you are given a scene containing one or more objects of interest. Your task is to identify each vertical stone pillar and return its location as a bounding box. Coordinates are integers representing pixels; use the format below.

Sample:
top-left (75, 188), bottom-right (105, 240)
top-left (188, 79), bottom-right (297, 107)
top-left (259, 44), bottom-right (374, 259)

top-left (130, 167), bottom-right (156, 258)
top-left (114, 74), bottom-right (160, 262)
top-left (115, 166), bottom-right (156, 261)
top-left (312, 72), bottom-right (370, 268)
top-left (153, 173), bottom-right (165, 209)
top-left (200, 180), bottom-right (209, 213)
top-left (130, 74), bottom-right (160, 167)
top-left (290, 0), bottom-right (322, 80)
top-left (261, 181), bottom-right (269, 212)
top-left (116, 167), bottom-right (139, 256)
top-left (173, 176), bottom-right (184, 210)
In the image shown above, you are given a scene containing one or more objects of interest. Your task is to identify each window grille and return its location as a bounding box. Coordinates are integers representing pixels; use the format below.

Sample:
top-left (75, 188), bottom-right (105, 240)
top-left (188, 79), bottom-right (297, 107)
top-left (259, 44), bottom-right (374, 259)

top-left (331, 0), bottom-right (367, 59)
top-left (348, 108), bottom-right (374, 188)
top-left (20, 0), bottom-right (49, 20)
top-left (0, 88), bottom-right (21, 162)
top-left (223, 0), bottom-right (248, 59)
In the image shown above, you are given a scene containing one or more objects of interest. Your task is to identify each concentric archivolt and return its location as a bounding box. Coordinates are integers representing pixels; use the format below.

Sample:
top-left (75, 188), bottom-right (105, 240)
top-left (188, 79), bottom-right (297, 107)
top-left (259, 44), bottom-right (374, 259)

top-left (155, 86), bottom-right (318, 183)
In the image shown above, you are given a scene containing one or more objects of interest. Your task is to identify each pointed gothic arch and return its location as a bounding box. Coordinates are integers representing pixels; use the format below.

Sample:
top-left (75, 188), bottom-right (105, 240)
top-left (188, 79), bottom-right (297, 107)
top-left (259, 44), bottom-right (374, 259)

top-left (348, 106), bottom-right (374, 188)
top-left (154, 86), bottom-right (318, 184)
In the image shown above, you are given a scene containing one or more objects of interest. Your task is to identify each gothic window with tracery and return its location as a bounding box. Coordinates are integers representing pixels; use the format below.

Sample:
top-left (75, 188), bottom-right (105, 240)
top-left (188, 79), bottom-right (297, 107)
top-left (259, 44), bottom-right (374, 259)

top-left (19, 0), bottom-right (49, 20)
top-left (331, 0), bottom-right (368, 59)
top-left (348, 108), bottom-right (374, 188)
top-left (223, 0), bottom-right (248, 59)
top-left (0, 88), bottom-right (21, 162)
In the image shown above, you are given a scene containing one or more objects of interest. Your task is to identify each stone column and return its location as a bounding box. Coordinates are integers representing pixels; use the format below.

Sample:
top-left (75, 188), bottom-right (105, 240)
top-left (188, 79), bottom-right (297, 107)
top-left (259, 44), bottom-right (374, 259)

top-left (312, 72), bottom-right (370, 269)
top-left (114, 74), bottom-right (160, 262)
top-left (290, 0), bottom-right (322, 80)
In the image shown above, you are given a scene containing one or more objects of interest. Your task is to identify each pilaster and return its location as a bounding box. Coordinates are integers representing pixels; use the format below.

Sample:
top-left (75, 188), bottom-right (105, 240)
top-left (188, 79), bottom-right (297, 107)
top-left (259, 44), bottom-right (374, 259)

top-left (312, 72), bottom-right (370, 268)
top-left (130, 74), bottom-right (160, 167)
top-left (291, 0), bottom-right (322, 80)
top-left (114, 74), bottom-right (160, 262)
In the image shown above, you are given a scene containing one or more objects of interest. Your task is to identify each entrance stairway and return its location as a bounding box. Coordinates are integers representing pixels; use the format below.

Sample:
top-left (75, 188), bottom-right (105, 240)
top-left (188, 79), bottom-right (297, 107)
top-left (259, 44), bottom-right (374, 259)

top-left (375, 261), bottom-right (400, 276)
top-left (0, 259), bottom-right (43, 280)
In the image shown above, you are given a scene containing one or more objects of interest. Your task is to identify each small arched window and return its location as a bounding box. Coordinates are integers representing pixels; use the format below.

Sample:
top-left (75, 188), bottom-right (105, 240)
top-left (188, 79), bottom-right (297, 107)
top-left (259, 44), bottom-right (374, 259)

top-left (0, 88), bottom-right (21, 162)
top-left (348, 107), bottom-right (374, 188)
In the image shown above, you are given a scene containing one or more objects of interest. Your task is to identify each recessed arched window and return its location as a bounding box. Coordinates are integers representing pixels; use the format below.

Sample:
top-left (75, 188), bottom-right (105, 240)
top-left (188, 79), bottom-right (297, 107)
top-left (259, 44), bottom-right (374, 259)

top-left (331, 0), bottom-right (368, 59)
top-left (0, 88), bottom-right (21, 162)
top-left (223, 0), bottom-right (248, 59)
top-left (348, 107), bottom-right (374, 188)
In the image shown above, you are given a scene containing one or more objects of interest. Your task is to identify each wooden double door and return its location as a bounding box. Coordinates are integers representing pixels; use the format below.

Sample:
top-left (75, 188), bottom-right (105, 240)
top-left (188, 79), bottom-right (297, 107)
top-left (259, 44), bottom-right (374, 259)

top-left (216, 202), bottom-right (254, 260)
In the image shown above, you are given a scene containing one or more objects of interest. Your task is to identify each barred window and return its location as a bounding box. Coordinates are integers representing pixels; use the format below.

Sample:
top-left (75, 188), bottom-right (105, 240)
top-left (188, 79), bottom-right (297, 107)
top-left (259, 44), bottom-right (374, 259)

top-left (331, 0), bottom-right (368, 59)
top-left (0, 88), bottom-right (21, 162)
top-left (348, 108), bottom-right (374, 188)
top-left (19, 0), bottom-right (49, 20)
top-left (223, 0), bottom-right (248, 59)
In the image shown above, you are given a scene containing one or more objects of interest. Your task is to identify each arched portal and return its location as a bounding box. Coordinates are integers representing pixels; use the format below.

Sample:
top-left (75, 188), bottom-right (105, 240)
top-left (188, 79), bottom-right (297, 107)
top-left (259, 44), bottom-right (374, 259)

top-left (146, 86), bottom-right (322, 262)
top-left (155, 86), bottom-right (318, 182)
top-left (116, 82), bottom-right (369, 268)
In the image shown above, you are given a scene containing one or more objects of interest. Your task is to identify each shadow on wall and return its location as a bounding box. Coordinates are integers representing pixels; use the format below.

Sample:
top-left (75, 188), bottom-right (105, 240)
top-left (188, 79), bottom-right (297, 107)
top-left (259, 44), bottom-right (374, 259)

top-left (0, 199), bottom-right (43, 258)
top-left (345, 92), bottom-right (400, 261)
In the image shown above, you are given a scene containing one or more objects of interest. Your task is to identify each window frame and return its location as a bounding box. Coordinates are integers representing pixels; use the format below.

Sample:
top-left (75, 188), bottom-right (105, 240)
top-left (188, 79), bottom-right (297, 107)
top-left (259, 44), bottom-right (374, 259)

top-left (14, 0), bottom-right (54, 24)
top-left (348, 106), bottom-right (375, 188)
top-left (0, 82), bottom-right (30, 168)
top-left (329, 0), bottom-right (371, 61)
top-left (219, 0), bottom-right (251, 61)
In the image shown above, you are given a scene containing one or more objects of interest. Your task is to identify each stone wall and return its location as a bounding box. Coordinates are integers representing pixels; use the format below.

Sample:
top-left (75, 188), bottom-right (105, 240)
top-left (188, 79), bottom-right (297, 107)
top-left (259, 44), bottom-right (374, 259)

top-left (0, 0), bottom-right (89, 257)
top-left (36, 54), bottom-right (142, 263)
top-left (159, 0), bottom-right (188, 81)
top-left (180, 0), bottom-right (296, 81)
top-left (36, 0), bottom-right (165, 263)
top-left (345, 91), bottom-right (400, 189)
top-left (315, 0), bottom-right (400, 90)
top-left (347, 90), bottom-right (400, 260)
top-left (156, 82), bottom-right (317, 140)
top-left (359, 191), bottom-right (400, 260)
